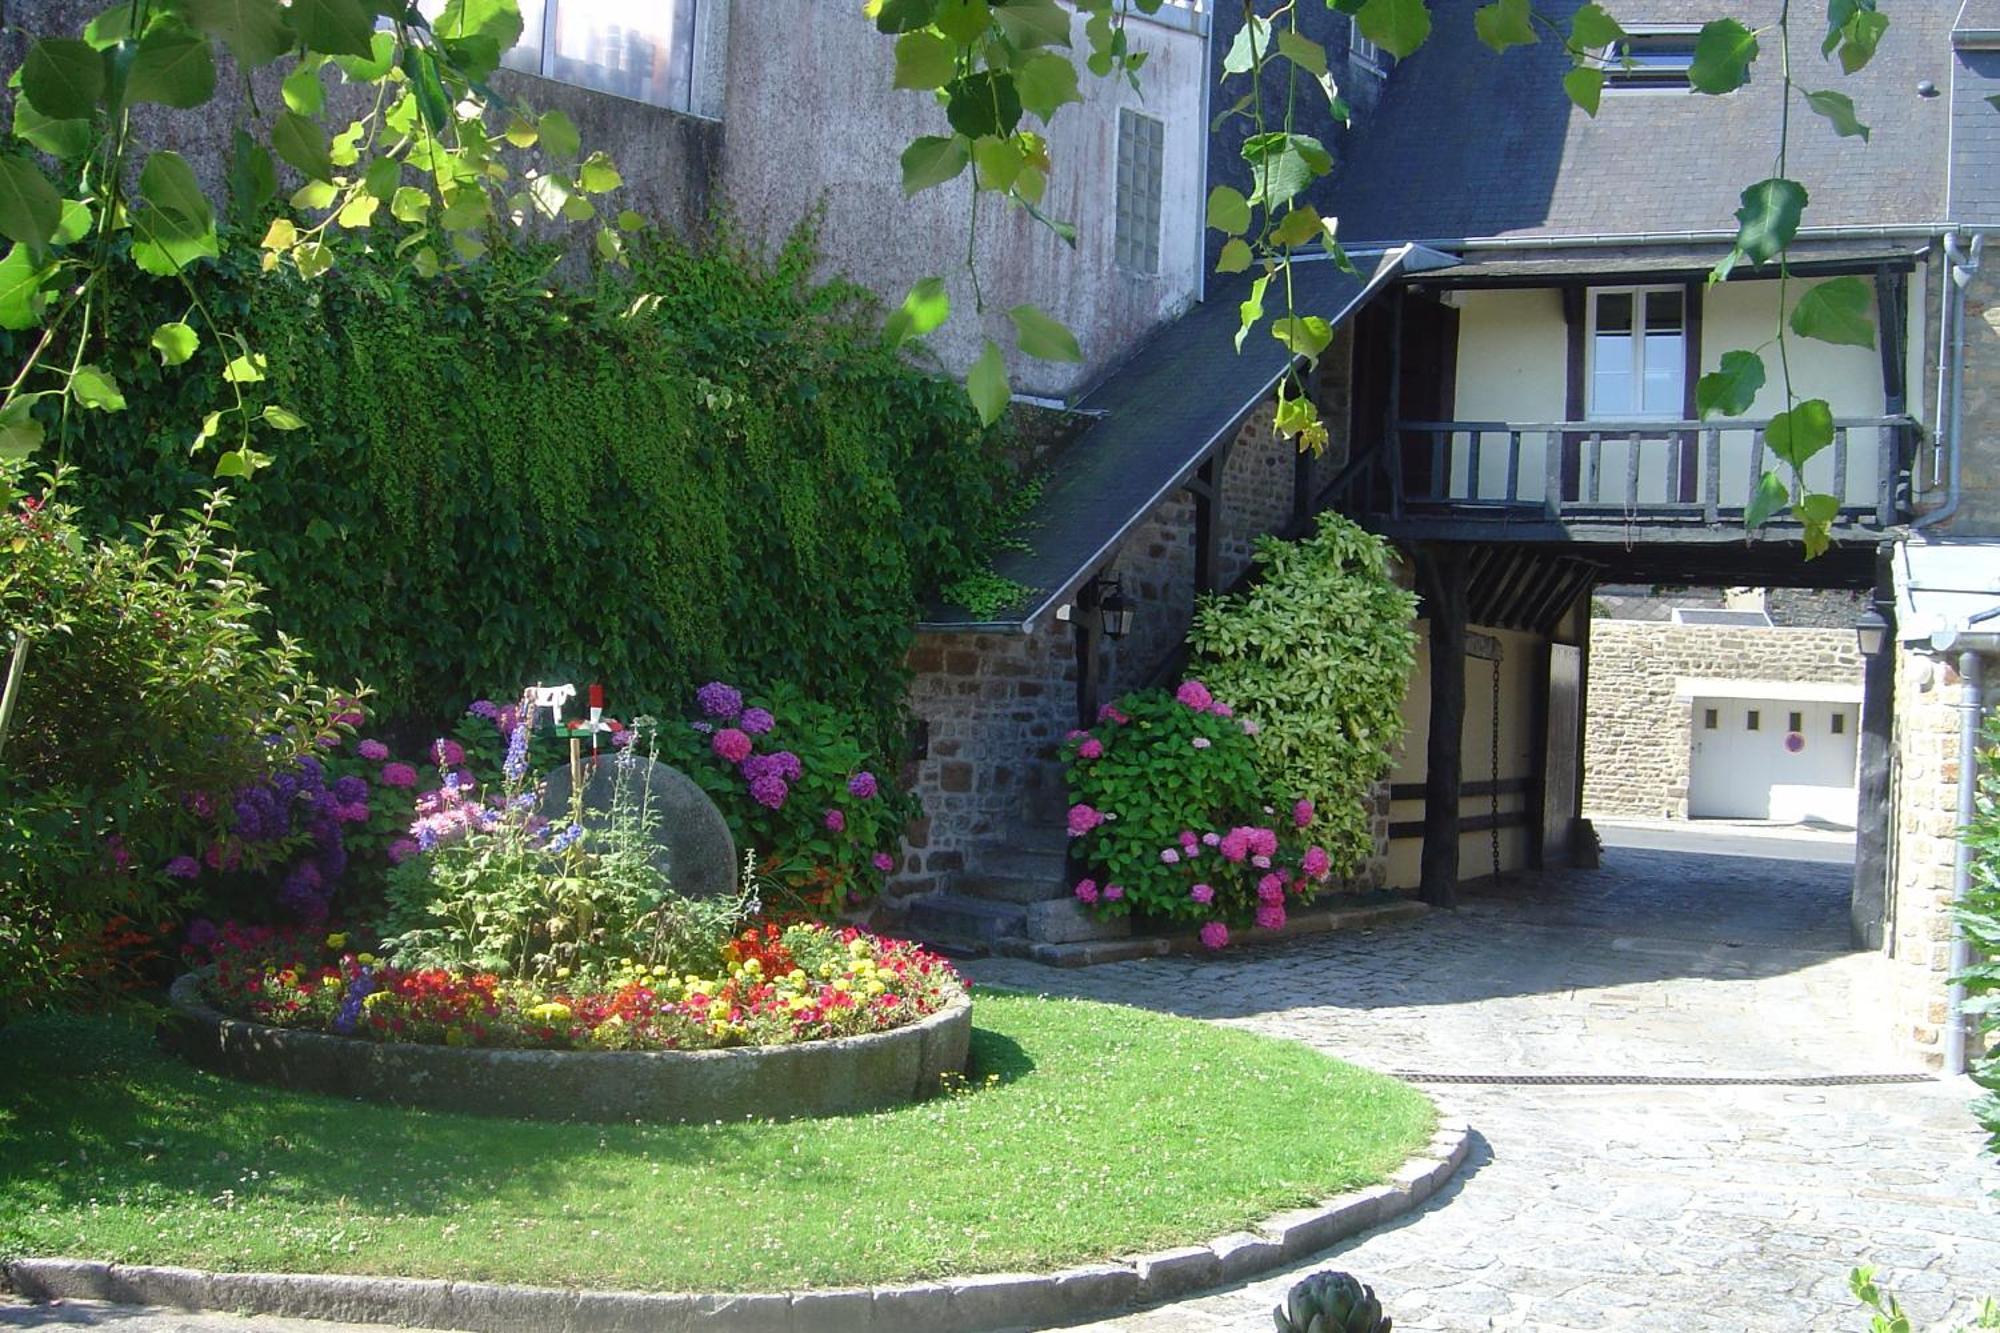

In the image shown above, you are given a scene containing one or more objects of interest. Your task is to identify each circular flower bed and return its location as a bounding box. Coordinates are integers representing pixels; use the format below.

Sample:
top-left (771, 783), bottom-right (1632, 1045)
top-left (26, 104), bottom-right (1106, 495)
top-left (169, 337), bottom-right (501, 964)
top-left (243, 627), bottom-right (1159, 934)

top-left (170, 923), bottom-right (971, 1122)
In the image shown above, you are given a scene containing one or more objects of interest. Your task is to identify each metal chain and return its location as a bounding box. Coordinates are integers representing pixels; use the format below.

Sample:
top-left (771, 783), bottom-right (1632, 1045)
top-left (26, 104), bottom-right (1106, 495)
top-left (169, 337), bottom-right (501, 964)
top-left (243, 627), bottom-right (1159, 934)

top-left (1490, 648), bottom-right (1503, 883)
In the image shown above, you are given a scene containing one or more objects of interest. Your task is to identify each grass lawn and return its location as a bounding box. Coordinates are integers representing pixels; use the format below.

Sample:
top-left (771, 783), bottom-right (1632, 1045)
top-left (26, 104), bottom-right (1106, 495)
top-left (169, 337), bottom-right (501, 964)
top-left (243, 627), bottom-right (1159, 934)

top-left (0, 989), bottom-right (1433, 1292)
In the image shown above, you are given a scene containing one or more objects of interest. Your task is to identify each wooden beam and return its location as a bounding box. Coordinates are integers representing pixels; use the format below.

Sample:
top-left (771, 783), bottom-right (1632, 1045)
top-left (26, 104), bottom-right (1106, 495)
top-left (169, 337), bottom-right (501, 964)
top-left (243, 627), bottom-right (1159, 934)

top-left (1192, 453), bottom-right (1223, 596)
top-left (1073, 579), bottom-right (1104, 730)
top-left (1852, 545), bottom-right (1894, 949)
top-left (1417, 545), bottom-right (1469, 908)
top-left (1388, 777), bottom-right (1532, 801)
top-left (1389, 809), bottom-right (1531, 841)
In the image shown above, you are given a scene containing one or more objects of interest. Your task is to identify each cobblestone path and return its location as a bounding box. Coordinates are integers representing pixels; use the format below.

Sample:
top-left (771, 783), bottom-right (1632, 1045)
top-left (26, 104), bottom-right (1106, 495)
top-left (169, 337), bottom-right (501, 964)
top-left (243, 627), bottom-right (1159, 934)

top-left (971, 845), bottom-right (2000, 1332)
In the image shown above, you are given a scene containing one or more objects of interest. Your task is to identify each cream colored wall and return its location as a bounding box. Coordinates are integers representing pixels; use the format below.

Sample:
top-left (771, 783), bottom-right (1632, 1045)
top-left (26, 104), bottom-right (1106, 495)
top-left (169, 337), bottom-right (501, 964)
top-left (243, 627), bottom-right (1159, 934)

top-left (1386, 624), bottom-right (1544, 889)
top-left (1445, 278), bottom-right (1893, 508)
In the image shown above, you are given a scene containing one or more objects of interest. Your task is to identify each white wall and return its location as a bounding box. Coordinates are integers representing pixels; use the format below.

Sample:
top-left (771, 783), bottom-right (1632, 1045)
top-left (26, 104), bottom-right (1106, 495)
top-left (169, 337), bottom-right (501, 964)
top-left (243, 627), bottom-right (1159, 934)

top-left (1444, 277), bottom-right (1895, 509)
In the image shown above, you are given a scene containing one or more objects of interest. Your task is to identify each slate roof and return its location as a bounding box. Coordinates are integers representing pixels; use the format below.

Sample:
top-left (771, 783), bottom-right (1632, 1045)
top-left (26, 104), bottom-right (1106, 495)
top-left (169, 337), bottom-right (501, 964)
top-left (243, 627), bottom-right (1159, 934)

top-left (921, 247), bottom-right (1443, 632)
top-left (1951, 4), bottom-right (2000, 225)
top-left (1326, 0), bottom-right (1954, 244)
top-left (1409, 240), bottom-right (1926, 286)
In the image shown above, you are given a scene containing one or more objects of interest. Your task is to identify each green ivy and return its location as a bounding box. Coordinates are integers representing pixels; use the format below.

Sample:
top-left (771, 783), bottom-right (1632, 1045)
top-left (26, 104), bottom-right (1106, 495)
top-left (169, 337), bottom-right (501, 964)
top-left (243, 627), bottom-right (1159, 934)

top-left (1189, 514), bottom-right (1418, 874)
top-left (26, 219), bottom-right (1019, 757)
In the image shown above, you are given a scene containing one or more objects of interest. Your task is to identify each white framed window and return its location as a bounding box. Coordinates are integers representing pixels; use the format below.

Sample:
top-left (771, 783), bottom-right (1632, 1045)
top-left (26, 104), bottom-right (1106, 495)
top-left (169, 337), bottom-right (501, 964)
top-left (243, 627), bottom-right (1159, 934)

top-left (492, 0), bottom-right (701, 112)
top-left (1350, 16), bottom-right (1384, 68)
top-left (1586, 286), bottom-right (1686, 419)
top-left (1597, 25), bottom-right (1700, 90)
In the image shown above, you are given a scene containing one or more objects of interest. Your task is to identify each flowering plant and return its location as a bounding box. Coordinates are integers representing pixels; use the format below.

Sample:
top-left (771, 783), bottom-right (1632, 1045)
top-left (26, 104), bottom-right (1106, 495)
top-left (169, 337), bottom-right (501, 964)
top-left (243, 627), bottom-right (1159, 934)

top-left (188, 918), bottom-right (962, 1051)
top-left (1064, 683), bottom-right (1338, 945)
top-left (657, 680), bottom-right (914, 913)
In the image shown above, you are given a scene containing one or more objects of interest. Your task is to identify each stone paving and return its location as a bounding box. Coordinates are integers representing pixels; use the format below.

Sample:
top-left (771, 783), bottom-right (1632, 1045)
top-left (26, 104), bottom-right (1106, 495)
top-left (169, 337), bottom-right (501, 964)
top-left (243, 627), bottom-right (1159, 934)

top-left (6, 842), bottom-right (1997, 1332)
top-left (971, 844), bottom-right (2000, 1332)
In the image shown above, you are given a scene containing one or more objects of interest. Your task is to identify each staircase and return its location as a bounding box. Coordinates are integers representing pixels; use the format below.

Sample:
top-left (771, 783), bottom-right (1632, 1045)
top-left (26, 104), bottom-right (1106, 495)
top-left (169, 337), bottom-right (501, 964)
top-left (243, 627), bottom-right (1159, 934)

top-left (901, 826), bottom-right (1131, 957)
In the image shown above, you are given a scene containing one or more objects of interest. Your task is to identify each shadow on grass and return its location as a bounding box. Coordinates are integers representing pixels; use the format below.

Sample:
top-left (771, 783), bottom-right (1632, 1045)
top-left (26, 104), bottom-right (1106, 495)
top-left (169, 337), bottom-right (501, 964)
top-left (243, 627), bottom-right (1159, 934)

top-left (966, 1026), bottom-right (1035, 1086)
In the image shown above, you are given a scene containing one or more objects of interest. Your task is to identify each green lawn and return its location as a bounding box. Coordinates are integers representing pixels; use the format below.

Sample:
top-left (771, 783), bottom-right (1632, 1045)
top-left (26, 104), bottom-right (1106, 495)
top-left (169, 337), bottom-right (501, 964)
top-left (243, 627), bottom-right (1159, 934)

top-left (0, 990), bottom-right (1433, 1292)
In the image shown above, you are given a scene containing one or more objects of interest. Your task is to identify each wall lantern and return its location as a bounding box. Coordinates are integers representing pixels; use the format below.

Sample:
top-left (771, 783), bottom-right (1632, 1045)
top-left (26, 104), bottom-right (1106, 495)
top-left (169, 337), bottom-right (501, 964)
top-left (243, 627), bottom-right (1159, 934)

top-left (1855, 605), bottom-right (1890, 657)
top-left (1100, 581), bottom-right (1136, 640)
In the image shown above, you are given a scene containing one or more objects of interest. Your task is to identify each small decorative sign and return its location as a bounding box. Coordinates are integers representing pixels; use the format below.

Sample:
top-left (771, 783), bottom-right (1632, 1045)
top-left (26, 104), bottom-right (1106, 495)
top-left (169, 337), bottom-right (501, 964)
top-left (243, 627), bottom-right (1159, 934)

top-left (1785, 732), bottom-right (1805, 754)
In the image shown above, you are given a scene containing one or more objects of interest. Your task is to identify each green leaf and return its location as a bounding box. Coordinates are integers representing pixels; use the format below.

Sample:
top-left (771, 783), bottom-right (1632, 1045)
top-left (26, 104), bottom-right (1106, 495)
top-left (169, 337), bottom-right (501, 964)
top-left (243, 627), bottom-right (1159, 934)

top-left (933, 0), bottom-right (992, 44)
top-left (126, 23), bottom-right (218, 108)
top-left (894, 31), bottom-right (955, 90)
top-left (1354, 0), bottom-right (1430, 59)
top-left (884, 275), bottom-right (951, 346)
top-left (402, 46), bottom-right (450, 130)
top-left (1803, 89), bottom-right (1869, 141)
top-left (1215, 238), bottom-right (1252, 274)
top-left (13, 98), bottom-right (94, 160)
top-left (290, 179), bottom-right (338, 211)
top-left (261, 404), bottom-right (308, 431)
top-left (872, 0), bottom-right (937, 34)
top-left (337, 193), bottom-right (380, 227)
top-left (334, 31), bottom-right (398, 81)
top-left (282, 61), bottom-right (325, 116)
top-left (1273, 205), bottom-right (1326, 248)
top-left (46, 196), bottom-right (87, 244)
top-left (538, 110), bottom-right (582, 161)
top-left (1745, 469), bottom-right (1789, 528)
top-left (1241, 132), bottom-right (1332, 208)
top-left (1824, 1), bottom-right (1887, 75)
top-left (389, 185), bottom-right (430, 223)
top-left (1222, 16), bottom-right (1270, 75)
top-left (966, 337), bottom-right (1009, 426)
top-left (1206, 185), bottom-right (1251, 236)
top-left (224, 352), bottom-right (268, 383)
top-left (436, 0), bottom-right (524, 49)
top-left (71, 364), bottom-right (126, 412)
top-left (1789, 275), bottom-right (1875, 349)
top-left (227, 130), bottom-right (278, 220)
top-left (1276, 29), bottom-right (1327, 77)
top-left (1236, 273), bottom-right (1270, 353)
top-left (578, 153), bottom-right (621, 193)
top-left (0, 245), bottom-right (51, 330)
top-left (1015, 51), bottom-right (1081, 121)
top-left (1272, 314), bottom-right (1334, 363)
top-left (1563, 65), bottom-right (1604, 115)
top-left (22, 39), bottom-right (106, 120)
top-left (213, 448), bottom-right (258, 478)
top-left (1695, 349), bottom-right (1765, 418)
top-left (82, 6), bottom-right (134, 49)
top-left (991, 0), bottom-right (1071, 49)
top-left (150, 321), bottom-right (200, 365)
top-left (181, 0), bottom-right (295, 68)
top-left (1765, 399), bottom-right (1835, 469)
top-left (1570, 4), bottom-right (1624, 50)
top-left (0, 396), bottom-right (44, 461)
top-left (1689, 18), bottom-right (1757, 95)
top-left (1730, 177), bottom-right (1807, 265)
top-left (362, 155), bottom-right (401, 201)
top-left (972, 135), bottom-right (1025, 191)
top-left (272, 111), bottom-right (334, 182)
top-left (288, 0), bottom-right (375, 57)
top-left (139, 150), bottom-right (214, 230)
top-left (1473, 0), bottom-right (1536, 54)
top-left (945, 71), bottom-right (1022, 138)
top-left (0, 158), bottom-right (63, 249)
top-left (1008, 304), bottom-right (1082, 362)
top-left (900, 135), bottom-right (971, 195)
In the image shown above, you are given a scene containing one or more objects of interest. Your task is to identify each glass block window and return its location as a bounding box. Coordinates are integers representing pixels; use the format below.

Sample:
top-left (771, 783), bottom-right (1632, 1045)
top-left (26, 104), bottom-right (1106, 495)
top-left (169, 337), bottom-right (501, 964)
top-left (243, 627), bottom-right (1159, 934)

top-left (1115, 109), bottom-right (1164, 276)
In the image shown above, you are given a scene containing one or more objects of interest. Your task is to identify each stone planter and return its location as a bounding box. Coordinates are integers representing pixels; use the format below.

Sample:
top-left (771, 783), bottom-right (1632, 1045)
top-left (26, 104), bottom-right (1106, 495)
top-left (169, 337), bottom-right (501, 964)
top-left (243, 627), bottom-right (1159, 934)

top-left (163, 975), bottom-right (971, 1124)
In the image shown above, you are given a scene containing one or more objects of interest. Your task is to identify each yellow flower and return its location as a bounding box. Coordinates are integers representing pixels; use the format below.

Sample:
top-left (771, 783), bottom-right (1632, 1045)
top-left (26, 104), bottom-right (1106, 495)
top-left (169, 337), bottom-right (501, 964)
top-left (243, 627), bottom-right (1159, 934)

top-left (525, 1001), bottom-right (572, 1022)
top-left (832, 979), bottom-right (852, 994)
top-left (555, 966), bottom-right (572, 980)
top-left (865, 980), bottom-right (886, 997)
top-left (324, 933), bottom-right (347, 950)
top-left (356, 953), bottom-right (377, 966)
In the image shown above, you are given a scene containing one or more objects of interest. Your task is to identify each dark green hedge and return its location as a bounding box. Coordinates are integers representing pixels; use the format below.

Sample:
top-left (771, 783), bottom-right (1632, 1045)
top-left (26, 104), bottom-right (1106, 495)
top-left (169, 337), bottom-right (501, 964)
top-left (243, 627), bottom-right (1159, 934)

top-left (36, 222), bottom-right (1014, 751)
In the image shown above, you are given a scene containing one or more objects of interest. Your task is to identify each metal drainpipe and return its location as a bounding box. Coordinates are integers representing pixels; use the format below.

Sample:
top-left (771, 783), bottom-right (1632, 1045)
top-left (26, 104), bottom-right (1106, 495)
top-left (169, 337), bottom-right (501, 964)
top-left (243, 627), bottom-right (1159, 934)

top-left (1947, 647), bottom-right (1986, 1077)
top-left (1916, 234), bottom-right (1985, 529)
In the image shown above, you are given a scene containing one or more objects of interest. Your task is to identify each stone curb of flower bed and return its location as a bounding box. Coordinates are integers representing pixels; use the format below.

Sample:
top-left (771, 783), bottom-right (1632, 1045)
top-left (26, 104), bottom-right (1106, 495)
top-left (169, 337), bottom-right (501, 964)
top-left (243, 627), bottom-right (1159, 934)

top-left (2, 1118), bottom-right (1472, 1333)
top-left (1003, 896), bottom-right (1430, 968)
top-left (162, 975), bottom-right (973, 1124)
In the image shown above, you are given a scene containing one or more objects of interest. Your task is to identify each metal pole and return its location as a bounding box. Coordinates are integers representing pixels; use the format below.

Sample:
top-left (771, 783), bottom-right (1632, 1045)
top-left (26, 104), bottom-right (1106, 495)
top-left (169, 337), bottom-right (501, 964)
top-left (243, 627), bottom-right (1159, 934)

top-left (1946, 650), bottom-right (1983, 1076)
top-left (0, 633), bottom-right (29, 761)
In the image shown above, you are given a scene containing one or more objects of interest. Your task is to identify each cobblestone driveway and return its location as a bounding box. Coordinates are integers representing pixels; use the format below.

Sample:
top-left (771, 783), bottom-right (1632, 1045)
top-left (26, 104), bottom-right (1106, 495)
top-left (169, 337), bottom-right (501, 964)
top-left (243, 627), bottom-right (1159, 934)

top-left (971, 844), bottom-right (2000, 1332)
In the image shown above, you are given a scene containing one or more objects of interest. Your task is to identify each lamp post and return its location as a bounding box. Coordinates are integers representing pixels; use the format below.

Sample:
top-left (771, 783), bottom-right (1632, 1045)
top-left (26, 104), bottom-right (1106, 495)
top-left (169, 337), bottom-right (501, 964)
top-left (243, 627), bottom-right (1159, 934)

top-left (1855, 605), bottom-right (1890, 657)
top-left (1099, 580), bottom-right (1134, 640)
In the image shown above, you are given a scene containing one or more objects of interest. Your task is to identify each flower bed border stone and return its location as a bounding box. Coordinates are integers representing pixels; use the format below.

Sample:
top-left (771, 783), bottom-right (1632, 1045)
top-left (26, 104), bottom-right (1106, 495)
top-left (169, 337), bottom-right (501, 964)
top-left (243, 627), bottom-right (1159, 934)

top-left (161, 975), bottom-right (972, 1124)
top-left (3, 1118), bottom-right (1473, 1333)
top-left (1002, 895), bottom-right (1429, 968)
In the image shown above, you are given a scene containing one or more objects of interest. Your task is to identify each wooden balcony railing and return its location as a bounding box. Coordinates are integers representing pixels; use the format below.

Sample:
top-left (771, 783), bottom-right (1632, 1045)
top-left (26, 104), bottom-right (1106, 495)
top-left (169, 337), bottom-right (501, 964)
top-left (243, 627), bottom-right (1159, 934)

top-left (1323, 415), bottom-right (1918, 529)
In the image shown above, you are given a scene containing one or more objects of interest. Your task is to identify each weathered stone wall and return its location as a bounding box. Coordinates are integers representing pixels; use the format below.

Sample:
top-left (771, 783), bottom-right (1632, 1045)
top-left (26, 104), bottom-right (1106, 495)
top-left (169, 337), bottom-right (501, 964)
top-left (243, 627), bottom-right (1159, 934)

top-left (1884, 650), bottom-right (1965, 1066)
top-left (1583, 621), bottom-right (1863, 819)
top-left (1937, 264), bottom-right (2000, 537)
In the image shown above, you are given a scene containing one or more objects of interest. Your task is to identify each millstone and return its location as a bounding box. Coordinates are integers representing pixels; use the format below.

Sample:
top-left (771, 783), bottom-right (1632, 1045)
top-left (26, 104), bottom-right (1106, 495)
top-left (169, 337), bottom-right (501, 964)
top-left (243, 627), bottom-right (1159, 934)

top-left (539, 754), bottom-right (738, 898)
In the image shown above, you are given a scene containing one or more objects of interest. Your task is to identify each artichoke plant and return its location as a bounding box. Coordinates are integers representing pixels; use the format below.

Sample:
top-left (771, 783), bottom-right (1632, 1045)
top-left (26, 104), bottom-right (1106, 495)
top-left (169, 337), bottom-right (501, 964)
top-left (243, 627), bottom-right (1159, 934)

top-left (1273, 1270), bottom-right (1392, 1333)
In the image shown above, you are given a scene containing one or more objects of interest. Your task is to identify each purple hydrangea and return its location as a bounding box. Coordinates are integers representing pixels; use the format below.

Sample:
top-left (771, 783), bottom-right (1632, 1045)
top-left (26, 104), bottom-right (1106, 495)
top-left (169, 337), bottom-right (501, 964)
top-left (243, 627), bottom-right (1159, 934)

top-left (696, 681), bottom-right (743, 720)
top-left (739, 707), bottom-right (774, 735)
top-left (824, 808), bottom-right (846, 833)
top-left (333, 775), bottom-right (369, 805)
top-left (164, 855), bottom-right (200, 880)
top-left (872, 851), bottom-right (897, 873)
top-left (749, 774), bottom-right (789, 810)
top-left (847, 771), bottom-right (879, 800)
top-left (468, 699), bottom-right (500, 719)
top-left (381, 762), bottom-right (418, 789)
top-left (768, 751), bottom-right (802, 782)
top-left (357, 739), bottom-right (389, 761)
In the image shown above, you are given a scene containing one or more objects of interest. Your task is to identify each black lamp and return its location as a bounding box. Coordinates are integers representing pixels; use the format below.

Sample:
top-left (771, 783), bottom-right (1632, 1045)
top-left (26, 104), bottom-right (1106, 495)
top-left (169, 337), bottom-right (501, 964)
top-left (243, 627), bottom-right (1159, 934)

top-left (1855, 605), bottom-right (1890, 656)
top-left (1099, 580), bottom-right (1135, 640)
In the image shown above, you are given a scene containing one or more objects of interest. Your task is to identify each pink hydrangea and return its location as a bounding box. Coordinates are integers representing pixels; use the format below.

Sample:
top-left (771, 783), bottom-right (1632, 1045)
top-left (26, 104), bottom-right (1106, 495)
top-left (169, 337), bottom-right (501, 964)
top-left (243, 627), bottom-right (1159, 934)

top-left (1175, 680), bottom-right (1214, 711)
top-left (386, 838), bottom-right (420, 865)
top-left (1212, 702), bottom-right (1233, 718)
top-left (1097, 703), bottom-right (1130, 725)
top-left (1191, 737), bottom-right (1212, 750)
top-left (1257, 873), bottom-right (1286, 904)
top-left (380, 762), bottom-right (418, 789)
top-left (711, 728), bottom-right (753, 764)
top-left (1293, 798), bottom-right (1316, 828)
top-left (1247, 827), bottom-right (1279, 858)
top-left (1252, 854), bottom-right (1272, 869)
top-left (1255, 903), bottom-right (1287, 931)
top-left (1067, 803), bottom-right (1106, 838)
top-left (335, 802), bottom-right (370, 824)
top-left (1189, 882), bottom-right (1215, 904)
top-left (1202, 831), bottom-right (1221, 847)
top-left (1218, 828), bottom-right (1250, 862)
top-left (357, 739), bottom-right (389, 761)
top-left (1199, 921), bottom-right (1229, 950)
top-left (1065, 729), bottom-right (1088, 741)
top-left (1102, 883), bottom-right (1125, 901)
top-left (1302, 845), bottom-right (1332, 880)
top-left (432, 738), bottom-right (466, 767)
top-left (1159, 847), bottom-right (1181, 864)
top-left (1077, 737), bottom-right (1104, 760)
top-left (873, 851), bottom-right (897, 873)
top-left (1074, 878), bottom-right (1100, 904)
top-left (1240, 718), bottom-right (1261, 735)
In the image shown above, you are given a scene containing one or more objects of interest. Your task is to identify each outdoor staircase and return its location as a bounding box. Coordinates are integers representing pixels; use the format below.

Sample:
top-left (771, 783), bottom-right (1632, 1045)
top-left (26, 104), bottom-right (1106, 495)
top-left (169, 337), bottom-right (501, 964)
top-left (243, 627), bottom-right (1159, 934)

top-left (901, 827), bottom-right (1131, 957)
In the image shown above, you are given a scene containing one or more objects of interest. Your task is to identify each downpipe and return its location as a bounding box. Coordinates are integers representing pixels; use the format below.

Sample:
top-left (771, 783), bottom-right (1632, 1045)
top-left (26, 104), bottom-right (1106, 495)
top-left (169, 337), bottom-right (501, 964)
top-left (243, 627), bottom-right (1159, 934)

top-left (1914, 233), bottom-right (1982, 528)
top-left (0, 632), bottom-right (27, 761)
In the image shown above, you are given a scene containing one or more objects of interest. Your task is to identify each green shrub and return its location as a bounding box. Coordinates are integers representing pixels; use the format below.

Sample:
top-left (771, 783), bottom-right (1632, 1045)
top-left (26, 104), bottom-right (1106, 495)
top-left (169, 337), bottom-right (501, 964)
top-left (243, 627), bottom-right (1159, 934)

top-left (33, 218), bottom-right (1017, 756)
top-left (1189, 513), bottom-right (1417, 874)
top-left (1957, 714), bottom-right (2000, 1159)
top-left (0, 466), bottom-right (342, 1018)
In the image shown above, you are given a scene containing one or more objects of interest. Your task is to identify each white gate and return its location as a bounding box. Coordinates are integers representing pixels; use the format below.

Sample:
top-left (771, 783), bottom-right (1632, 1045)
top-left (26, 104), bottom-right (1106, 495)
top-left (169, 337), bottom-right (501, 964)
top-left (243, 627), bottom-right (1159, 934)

top-left (1688, 697), bottom-right (1859, 825)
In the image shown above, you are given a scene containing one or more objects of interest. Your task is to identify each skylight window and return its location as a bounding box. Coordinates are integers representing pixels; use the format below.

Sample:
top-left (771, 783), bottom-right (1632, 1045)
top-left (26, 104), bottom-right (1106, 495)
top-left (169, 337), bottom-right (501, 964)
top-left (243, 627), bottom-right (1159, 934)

top-left (1600, 25), bottom-right (1700, 90)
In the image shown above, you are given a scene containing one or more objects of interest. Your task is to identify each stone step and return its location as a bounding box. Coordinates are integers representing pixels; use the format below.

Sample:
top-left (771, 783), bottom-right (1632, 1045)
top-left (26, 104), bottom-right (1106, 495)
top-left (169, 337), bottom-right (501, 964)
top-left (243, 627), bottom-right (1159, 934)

top-left (954, 872), bottom-right (1068, 906)
top-left (902, 892), bottom-right (1028, 949)
top-left (976, 843), bottom-right (1070, 882)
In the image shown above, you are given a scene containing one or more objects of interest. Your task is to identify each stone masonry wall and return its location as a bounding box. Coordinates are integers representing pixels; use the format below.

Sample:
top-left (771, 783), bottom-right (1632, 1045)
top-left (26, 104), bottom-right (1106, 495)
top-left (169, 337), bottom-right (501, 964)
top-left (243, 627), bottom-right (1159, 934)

top-left (1886, 650), bottom-right (1967, 1067)
top-left (1583, 621), bottom-right (1863, 820)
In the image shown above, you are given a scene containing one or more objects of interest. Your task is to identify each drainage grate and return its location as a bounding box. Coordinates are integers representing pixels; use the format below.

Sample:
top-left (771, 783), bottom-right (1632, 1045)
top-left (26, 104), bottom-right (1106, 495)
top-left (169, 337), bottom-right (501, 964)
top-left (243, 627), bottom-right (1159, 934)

top-left (1394, 1071), bottom-right (1936, 1087)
